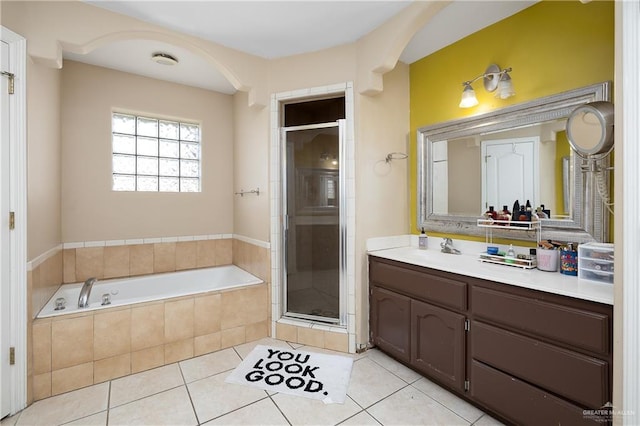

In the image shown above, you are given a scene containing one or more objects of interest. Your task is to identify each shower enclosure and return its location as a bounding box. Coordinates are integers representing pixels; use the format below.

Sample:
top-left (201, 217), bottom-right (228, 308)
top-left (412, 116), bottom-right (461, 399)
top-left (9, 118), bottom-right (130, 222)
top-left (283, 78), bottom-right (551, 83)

top-left (281, 97), bottom-right (345, 324)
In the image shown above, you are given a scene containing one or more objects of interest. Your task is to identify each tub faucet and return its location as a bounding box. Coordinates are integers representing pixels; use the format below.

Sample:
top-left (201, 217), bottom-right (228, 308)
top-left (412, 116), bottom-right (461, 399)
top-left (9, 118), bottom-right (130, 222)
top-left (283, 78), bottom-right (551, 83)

top-left (440, 238), bottom-right (461, 255)
top-left (78, 277), bottom-right (97, 308)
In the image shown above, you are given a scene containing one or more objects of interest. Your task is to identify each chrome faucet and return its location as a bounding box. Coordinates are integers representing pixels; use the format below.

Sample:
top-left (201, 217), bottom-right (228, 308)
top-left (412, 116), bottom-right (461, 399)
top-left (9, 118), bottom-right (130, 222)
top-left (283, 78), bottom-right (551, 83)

top-left (440, 238), bottom-right (461, 255)
top-left (78, 277), bottom-right (97, 308)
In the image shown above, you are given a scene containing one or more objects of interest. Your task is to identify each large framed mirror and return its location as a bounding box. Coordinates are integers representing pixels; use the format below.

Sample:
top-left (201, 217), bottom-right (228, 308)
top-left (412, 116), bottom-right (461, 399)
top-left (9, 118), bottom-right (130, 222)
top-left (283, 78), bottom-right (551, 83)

top-left (417, 81), bottom-right (611, 242)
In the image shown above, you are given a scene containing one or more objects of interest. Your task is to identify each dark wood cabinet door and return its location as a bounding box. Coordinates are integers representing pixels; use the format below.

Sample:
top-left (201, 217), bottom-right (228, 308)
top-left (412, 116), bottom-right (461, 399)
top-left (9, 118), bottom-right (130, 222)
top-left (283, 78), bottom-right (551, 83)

top-left (370, 287), bottom-right (411, 363)
top-left (411, 299), bottom-right (466, 391)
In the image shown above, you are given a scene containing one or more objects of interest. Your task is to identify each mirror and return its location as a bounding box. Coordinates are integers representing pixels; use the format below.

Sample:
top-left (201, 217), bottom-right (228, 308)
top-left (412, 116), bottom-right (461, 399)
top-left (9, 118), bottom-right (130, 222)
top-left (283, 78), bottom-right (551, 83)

top-left (566, 101), bottom-right (614, 156)
top-left (418, 81), bottom-right (611, 242)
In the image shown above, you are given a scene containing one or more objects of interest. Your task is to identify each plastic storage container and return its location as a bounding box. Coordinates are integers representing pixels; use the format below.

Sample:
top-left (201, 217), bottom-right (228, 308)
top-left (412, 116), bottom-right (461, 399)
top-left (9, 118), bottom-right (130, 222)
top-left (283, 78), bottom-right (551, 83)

top-left (578, 242), bottom-right (614, 284)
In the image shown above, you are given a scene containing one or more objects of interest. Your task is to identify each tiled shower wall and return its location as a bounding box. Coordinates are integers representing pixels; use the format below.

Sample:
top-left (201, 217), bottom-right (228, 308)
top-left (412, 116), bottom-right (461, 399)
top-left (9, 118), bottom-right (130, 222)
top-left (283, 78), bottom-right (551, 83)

top-left (26, 235), bottom-right (272, 404)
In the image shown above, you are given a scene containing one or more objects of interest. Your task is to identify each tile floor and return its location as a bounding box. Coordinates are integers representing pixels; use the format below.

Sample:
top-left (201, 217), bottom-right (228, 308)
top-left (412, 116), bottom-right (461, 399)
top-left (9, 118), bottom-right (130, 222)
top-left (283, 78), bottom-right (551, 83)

top-left (1, 338), bottom-right (504, 426)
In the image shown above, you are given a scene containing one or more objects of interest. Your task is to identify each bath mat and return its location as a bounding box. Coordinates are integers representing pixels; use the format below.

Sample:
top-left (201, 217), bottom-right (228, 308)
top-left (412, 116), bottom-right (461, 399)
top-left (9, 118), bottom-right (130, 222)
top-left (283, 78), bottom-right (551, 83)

top-left (225, 344), bottom-right (353, 404)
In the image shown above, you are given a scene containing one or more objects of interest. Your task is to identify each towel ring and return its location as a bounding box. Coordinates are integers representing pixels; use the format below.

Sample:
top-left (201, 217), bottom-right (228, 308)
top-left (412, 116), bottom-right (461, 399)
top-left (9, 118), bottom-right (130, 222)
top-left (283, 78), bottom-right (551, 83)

top-left (385, 152), bottom-right (408, 163)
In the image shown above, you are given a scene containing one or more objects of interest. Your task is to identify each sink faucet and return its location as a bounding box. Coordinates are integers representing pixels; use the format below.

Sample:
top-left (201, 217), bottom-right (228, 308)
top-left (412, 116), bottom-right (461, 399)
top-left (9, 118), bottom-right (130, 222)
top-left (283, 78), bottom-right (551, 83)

top-left (440, 238), bottom-right (461, 255)
top-left (78, 277), bottom-right (97, 308)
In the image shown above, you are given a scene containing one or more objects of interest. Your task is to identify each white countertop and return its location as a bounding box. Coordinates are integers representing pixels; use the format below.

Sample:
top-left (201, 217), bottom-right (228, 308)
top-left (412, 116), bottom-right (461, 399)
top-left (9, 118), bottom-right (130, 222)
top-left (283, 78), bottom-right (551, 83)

top-left (367, 237), bottom-right (614, 305)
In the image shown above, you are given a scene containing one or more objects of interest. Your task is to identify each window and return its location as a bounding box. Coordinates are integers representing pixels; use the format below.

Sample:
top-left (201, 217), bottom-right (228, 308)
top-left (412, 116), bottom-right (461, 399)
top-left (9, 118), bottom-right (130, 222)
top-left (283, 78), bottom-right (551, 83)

top-left (111, 113), bottom-right (201, 192)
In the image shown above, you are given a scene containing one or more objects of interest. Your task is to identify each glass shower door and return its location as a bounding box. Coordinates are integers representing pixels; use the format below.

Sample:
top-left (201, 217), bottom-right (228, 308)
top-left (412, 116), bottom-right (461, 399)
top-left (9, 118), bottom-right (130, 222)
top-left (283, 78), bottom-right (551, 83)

top-left (282, 122), bottom-right (343, 323)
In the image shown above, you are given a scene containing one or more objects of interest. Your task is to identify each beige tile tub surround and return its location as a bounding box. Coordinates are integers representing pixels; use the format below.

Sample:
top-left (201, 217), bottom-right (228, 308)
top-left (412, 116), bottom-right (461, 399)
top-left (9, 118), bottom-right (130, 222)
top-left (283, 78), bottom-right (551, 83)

top-left (62, 238), bottom-right (235, 284)
top-left (232, 238), bottom-right (270, 282)
top-left (27, 236), bottom-right (273, 402)
top-left (30, 283), bottom-right (269, 401)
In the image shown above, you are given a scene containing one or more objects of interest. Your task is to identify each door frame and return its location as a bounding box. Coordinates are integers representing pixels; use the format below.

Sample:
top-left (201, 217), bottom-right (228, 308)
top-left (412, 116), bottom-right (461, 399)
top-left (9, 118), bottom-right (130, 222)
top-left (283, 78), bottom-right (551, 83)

top-left (270, 83), bottom-right (356, 352)
top-left (0, 26), bottom-right (28, 416)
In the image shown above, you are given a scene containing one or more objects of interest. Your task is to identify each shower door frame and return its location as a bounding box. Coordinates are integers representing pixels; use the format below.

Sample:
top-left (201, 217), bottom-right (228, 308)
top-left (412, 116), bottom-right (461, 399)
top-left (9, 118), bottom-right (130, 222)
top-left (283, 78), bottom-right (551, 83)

top-left (270, 83), bottom-right (355, 352)
top-left (280, 120), bottom-right (347, 325)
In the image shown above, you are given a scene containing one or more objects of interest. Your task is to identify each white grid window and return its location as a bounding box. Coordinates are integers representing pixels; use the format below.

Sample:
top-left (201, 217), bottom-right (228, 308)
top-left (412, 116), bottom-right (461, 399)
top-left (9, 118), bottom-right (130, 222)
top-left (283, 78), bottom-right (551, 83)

top-left (112, 113), bottom-right (201, 192)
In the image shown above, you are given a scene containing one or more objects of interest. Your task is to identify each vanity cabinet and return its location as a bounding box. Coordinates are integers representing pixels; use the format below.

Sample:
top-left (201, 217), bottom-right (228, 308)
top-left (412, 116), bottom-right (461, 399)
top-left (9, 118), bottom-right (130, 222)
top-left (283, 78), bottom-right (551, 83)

top-left (370, 287), bottom-right (411, 363)
top-left (369, 258), bottom-right (468, 392)
top-left (411, 299), bottom-right (466, 390)
top-left (369, 256), bottom-right (613, 425)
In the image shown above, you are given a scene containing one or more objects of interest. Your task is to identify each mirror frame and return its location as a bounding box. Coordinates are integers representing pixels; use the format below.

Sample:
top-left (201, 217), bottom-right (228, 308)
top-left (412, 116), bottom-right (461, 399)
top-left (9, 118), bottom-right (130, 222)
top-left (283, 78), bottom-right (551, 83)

top-left (417, 81), bottom-right (611, 242)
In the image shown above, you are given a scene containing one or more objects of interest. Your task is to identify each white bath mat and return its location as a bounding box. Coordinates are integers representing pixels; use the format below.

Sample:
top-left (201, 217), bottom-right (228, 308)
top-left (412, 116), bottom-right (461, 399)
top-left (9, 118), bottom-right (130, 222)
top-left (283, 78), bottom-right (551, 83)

top-left (225, 344), bottom-right (353, 404)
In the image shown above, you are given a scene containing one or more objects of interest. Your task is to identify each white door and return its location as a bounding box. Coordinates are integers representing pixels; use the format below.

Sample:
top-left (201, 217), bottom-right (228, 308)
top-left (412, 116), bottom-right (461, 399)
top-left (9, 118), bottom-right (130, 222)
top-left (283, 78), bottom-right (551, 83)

top-left (481, 137), bottom-right (539, 212)
top-left (431, 140), bottom-right (448, 214)
top-left (1, 38), bottom-right (12, 419)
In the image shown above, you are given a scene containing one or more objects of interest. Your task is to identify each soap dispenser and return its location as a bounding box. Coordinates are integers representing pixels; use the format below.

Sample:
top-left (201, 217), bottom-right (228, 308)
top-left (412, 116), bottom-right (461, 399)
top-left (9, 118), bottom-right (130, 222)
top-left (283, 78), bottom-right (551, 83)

top-left (419, 227), bottom-right (428, 250)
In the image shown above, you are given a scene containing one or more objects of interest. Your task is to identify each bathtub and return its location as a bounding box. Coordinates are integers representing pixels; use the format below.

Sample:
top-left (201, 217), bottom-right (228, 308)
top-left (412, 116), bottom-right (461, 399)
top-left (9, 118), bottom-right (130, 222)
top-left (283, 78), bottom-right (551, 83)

top-left (37, 265), bottom-right (263, 318)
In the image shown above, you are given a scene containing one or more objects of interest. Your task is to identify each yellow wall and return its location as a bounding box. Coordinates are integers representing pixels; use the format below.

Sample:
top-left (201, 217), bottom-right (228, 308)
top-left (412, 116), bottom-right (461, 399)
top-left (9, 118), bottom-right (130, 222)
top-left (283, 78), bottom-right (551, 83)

top-left (409, 0), bottom-right (614, 234)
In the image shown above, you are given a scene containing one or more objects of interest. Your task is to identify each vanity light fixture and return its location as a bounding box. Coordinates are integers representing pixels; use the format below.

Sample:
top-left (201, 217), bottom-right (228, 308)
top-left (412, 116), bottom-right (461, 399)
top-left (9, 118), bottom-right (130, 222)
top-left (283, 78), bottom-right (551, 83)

top-left (151, 52), bottom-right (179, 66)
top-left (459, 63), bottom-right (514, 108)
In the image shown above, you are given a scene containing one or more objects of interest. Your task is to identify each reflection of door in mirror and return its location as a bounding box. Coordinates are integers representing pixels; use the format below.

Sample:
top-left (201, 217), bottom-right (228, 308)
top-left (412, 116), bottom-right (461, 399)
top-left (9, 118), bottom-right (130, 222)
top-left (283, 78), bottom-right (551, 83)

top-left (481, 137), bottom-right (539, 214)
top-left (432, 140), bottom-right (448, 214)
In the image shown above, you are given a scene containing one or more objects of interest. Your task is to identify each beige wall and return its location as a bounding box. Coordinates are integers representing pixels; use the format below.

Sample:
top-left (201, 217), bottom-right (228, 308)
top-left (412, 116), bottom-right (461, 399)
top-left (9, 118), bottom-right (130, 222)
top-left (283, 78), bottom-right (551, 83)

top-left (355, 63), bottom-right (410, 346)
top-left (269, 44), bottom-right (357, 94)
top-left (61, 61), bottom-right (234, 242)
top-left (232, 91), bottom-right (269, 242)
top-left (27, 60), bottom-right (62, 260)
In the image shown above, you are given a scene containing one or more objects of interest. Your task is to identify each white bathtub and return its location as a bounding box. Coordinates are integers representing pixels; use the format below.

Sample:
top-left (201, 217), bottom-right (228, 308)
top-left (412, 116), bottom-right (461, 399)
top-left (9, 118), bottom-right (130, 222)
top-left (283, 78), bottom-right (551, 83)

top-left (37, 265), bottom-right (263, 318)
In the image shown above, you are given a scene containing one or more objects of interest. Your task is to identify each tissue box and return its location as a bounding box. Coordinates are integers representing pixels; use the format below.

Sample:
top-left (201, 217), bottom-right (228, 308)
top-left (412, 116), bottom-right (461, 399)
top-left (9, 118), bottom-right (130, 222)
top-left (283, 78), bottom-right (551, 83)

top-left (578, 242), bottom-right (614, 284)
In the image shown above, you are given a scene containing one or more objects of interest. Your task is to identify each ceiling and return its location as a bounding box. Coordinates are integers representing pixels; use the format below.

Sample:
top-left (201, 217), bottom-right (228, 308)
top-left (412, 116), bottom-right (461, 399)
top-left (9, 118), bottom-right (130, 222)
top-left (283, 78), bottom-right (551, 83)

top-left (64, 1), bottom-right (536, 94)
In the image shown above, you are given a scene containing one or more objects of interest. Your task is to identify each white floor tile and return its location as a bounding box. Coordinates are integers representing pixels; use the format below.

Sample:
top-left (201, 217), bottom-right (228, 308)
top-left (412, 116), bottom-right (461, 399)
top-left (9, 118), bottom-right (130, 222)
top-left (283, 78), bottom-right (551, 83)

top-left (16, 383), bottom-right (109, 426)
top-left (365, 349), bottom-right (422, 384)
top-left (339, 410), bottom-right (381, 425)
top-left (16, 338), bottom-right (499, 426)
top-left (107, 386), bottom-right (197, 426)
top-left (202, 398), bottom-right (288, 425)
top-left (0, 412), bottom-right (21, 426)
top-left (346, 358), bottom-right (406, 408)
top-left (412, 378), bottom-right (484, 423)
top-left (233, 337), bottom-right (293, 360)
top-left (188, 371), bottom-right (268, 423)
top-left (367, 386), bottom-right (469, 426)
top-left (180, 348), bottom-right (242, 383)
top-left (473, 414), bottom-right (506, 426)
top-left (62, 410), bottom-right (107, 425)
top-left (109, 364), bottom-right (184, 408)
top-left (271, 393), bottom-right (361, 426)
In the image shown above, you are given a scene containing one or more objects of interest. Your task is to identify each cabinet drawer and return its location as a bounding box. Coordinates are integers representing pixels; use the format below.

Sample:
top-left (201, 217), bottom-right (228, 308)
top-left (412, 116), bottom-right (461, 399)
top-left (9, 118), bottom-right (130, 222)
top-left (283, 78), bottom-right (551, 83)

top-left (472, 286), bottom-right (610, 354)
top-left (472, 321), bottom-right (609, 408)
top-left (370, 259), bottom-right (467, 310)
top-left (470, 360), bottom-right (604, 425)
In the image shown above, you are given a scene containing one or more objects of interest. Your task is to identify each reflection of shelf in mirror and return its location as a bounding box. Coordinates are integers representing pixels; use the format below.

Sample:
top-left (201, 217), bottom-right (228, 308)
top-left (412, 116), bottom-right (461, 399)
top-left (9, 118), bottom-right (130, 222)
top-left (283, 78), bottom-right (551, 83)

top-left (477, 219), bottom-right (540, 230)
top-left (478, 252), bottom-right (537, 269)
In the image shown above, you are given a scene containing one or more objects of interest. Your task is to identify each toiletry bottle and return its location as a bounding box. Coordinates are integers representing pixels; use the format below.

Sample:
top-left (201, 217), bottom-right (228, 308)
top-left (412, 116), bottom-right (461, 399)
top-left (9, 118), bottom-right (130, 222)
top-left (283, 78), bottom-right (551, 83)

top-left (484, 206), bottom-right (497, 222)
top-left (541, 204), bottom-right (551, 218)
top-left (518, 205), bottom-right (529, 223)
top-left (418, 227), bottom-right (428, 250)
top-left (512, 200), bottom-right (520, 222)
top-left (501, 205), bottom-right (511, 225)
top-left (506, 244), bottom-right (516, 263)
top-left (535, 206), bottom-right (547, 219)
